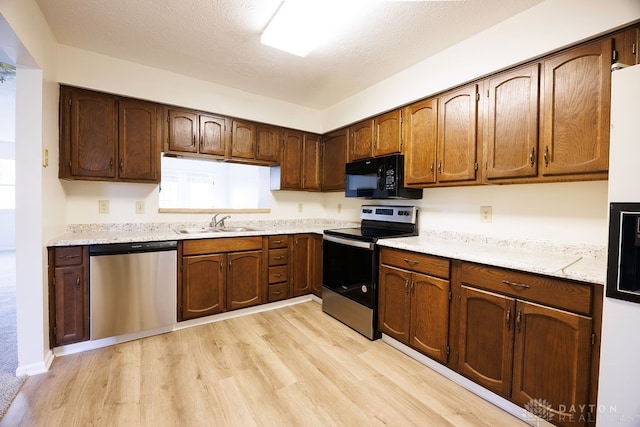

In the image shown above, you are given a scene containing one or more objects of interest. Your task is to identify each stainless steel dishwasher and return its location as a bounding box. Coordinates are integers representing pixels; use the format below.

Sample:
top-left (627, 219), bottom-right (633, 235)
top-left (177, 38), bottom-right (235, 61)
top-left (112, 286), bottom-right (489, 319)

top-left (89, 241), bottom-right (178, 340)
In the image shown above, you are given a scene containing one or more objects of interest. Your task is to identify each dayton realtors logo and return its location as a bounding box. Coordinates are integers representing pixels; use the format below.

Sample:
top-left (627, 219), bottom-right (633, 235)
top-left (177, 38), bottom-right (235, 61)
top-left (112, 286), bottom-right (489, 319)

top-left (524, 398), bottom-right (554, 425)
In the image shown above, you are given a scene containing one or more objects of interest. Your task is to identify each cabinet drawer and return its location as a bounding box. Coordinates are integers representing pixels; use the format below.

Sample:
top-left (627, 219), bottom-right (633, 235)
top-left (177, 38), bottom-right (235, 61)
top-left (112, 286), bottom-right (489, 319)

top-left (269, 235), bottom-right (289, 249)
top-left (269, 265), bottom-right (288, 284)
top-left (380, 248), bottom-right (450, 279)
top-left (183, 237), bottom-right (262, 256)
top-left (268, 283), bottom-right (288, 302)
top-left (53, 246), bottom-right (84, 266)
top-left (268, 248), bottom-right (288, 266)
top-left (460, 262), bottom-right (593, 315)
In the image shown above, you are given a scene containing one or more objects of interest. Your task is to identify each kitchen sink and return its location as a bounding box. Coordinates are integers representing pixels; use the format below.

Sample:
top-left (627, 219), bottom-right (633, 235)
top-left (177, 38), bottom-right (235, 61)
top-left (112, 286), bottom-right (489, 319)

top-left (175, 226), bottom-right (263, 234)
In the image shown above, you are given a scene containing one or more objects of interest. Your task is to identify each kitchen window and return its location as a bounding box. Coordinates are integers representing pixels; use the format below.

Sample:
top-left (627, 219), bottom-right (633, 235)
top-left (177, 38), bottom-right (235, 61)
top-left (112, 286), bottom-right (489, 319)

top-left (159, 156), bottom-right (270, 211)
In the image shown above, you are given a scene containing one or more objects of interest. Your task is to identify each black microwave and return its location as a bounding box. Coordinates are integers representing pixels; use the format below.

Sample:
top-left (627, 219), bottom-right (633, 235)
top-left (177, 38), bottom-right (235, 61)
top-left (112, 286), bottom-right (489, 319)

top-left (345, 154), bottom-right (422, 199)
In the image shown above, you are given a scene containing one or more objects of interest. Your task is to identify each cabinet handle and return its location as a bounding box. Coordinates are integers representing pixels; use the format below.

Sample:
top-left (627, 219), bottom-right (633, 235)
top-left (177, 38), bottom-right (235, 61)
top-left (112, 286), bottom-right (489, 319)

top-left (403, 258), bottom-right (419, 266)
top-left (410, 278), bottom-right (415, 293)
top-left (274, 273), bottom-right (284, 277)
top-left (515, 310), bottom-right (522, 333)
top-left (404, 277), bottom-right (410, 294)
top-left (192, 135), bottom-right (196, 147)
top-left (220, 262), bottom-right (222, 271)
top-left (543, 146), bottom-right (549, 167)
top-left (506, 306), bottom-right (511, 330)
top-left (529, 147), bottom-right (535, 166)
top-left (430, 162), bottom-right (434, 174)
top-left (119, 159), bottom-right (124, 172)
top-left (199, 135), bottom-right (203, 148)
top-left (75, 275), bottom-right (80, 288)
top-left (274, 256), bottom-right (284, 260)
top-left (502, 280), bottom-right (530, 289)
top-left (274, 240), bottom-right (283, 244)
top-left (109, 158), bottom-right (113, 170)
top-left (273, 291), bottom-right (282, 295)
top-left (58, 254), bottom-right (80, 261)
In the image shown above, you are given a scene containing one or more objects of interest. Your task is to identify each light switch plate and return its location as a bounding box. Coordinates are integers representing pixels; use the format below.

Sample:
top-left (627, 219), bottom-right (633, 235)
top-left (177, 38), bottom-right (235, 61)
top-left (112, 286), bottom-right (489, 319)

top-left (135, 201), bottom-right (145, 214)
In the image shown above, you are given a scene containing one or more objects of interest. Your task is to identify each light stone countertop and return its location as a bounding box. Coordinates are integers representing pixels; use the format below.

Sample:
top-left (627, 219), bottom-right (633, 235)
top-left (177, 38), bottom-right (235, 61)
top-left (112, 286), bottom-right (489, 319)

top-left (48, 221), bottom-right (608, 286)
top-left (377, 230), bottom-right (607, 285)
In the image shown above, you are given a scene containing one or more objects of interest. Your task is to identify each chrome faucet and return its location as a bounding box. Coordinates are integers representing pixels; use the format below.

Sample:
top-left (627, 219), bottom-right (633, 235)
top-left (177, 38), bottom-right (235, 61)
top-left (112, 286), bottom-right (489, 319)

top-left (210, 214), bottom-right (231, 228)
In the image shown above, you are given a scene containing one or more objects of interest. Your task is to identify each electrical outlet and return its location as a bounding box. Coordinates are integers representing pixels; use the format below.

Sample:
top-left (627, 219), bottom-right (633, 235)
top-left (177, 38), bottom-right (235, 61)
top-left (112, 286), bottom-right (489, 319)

top-left (98, 200), bottom-right (110, 214)
top-left (297, 203), bottom-right (303, 213)
top-left (337, 203), bottom-right (342, 214)
top-left (480, 205), bottom-right (492, 223)
top-left (135, 201), bottom-right (145, 214)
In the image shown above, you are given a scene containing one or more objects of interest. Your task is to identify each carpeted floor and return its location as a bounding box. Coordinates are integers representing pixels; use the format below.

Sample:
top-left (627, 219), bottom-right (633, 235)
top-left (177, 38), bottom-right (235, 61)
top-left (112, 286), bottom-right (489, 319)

top-left (0, 251), bottom-right (25, 420)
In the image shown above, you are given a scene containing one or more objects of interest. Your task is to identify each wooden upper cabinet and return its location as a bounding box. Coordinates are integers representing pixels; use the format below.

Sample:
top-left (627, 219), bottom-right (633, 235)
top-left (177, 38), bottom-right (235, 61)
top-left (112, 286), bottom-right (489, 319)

top-left (348, 119), bottom-right (374, 161)
top-left (540, 39), bottom-right (611, 177)
top-left (59, 86), bottom-right (161, 183)
top-left (612, 26), bottom-right (639, 66)
top-left (303, 133), bottom-right (322, 191)
top-left (167, 109), bottom-right (198, 153)
top-left (118, 99), bottom-right (161, 182)
top-left (63, 87), bottom-right (118, 179)
top-left (437, 83), bottom-right (480, 183)
top-left (321, 128), bottom-right (348, 191)
top-left (199, 114), bottom-right (226, 156)
top-left (231, 120), bottom-right (256, 159)
top-left (256, 124), bottom-right (281, 163)
top-left (373, 110), bottom-right (402, 157)
top-left (484, 64), bottom-right (540, 181)
top-left (403, 98), bottom-right (438, 186)
top-left (280, 130), bottom-right (304, 189)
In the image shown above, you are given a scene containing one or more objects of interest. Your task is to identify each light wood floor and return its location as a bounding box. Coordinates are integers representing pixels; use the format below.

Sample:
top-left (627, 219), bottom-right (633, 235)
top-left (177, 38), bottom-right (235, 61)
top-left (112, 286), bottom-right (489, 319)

top-left (1, 301), bottom-right (528, 426)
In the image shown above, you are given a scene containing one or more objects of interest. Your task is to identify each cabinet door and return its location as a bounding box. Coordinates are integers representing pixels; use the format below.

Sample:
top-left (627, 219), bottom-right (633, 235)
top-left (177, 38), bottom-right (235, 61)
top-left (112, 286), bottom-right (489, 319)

top-left (458, 285), bottom-right (514, 398)
top-left (310, 235), bottom-right (323, 297)
top-left (181, 254), bottom-right (225, 320)
top-left (118, 99), bottom-right (161, 182)
top-left (68, 88), bottom-right (118, 179)
top-left (280, 130), bottom-right (303, 189)
top-left (167, 109), bottom-right (198, 153)
top-left (437, 84), bottom-right (479, 183)
top-left (348, 119), bottom-right (374, 161)
top-left (373, 110), bottom-right (402, 157)
top-left (485, 64), bottom-right (539, 181)
top-left (291, 234), bottom-right (313, 297)
top-left (54, 265), bottom-right (89, 345)
top-left (378, 265), bottom-right (411, 344)
top-left (403, 98), bottom-right (438, 186)
top-left (410, 272), bottom-right (450, 364)
top-left (541, 39), bottom-right (611, 176)
top-left (227, 250), bottom-right (263, 310)
top-left (231, 120), bottom-right (256, 159)
top-left (303, 134), bottom-right (321, 190)
top-left (321, 129), bottom-right (347, 191)
top-left (200, 114), bottom-right (227, 156)
top-left (256, 124), bottom-right (281, 163)
top-left (511, 300), bottom-right (592, 425)
top-left (612, 26), bottom-right (639, 66)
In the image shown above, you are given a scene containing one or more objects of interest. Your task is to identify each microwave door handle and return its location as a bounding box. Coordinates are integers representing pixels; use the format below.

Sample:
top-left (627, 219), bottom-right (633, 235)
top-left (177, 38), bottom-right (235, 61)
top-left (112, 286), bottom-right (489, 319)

top-left (377, 165), bottom-right (384, 190)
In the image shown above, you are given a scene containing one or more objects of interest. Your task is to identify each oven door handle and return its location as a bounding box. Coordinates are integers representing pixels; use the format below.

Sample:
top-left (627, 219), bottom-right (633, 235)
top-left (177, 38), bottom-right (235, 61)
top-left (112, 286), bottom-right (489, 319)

top-left (323, 234), bottom-right (375, 250)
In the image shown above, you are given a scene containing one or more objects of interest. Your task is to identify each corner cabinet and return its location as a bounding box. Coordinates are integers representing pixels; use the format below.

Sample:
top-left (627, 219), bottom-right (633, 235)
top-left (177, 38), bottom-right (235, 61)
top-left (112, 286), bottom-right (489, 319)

top-left (378, 248), bottom-right (451, 364)
top-left (540, 39), bottom-right (611, 178)
top-left (48, 246), bottom-right (90, 346)
top-left (179, 237), bottom-right (265, 321)
top-left (59, 86), bottom-right (162, 183)
top-left (321, 128), bottom-right (348, 191)
top-left (455, 262), bottom-right (601, 426)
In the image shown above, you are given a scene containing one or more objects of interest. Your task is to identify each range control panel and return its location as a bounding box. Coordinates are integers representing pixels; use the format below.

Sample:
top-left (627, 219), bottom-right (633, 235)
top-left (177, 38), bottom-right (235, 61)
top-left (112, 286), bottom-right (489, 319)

top-left (360, 205), bottom-right (418, 224)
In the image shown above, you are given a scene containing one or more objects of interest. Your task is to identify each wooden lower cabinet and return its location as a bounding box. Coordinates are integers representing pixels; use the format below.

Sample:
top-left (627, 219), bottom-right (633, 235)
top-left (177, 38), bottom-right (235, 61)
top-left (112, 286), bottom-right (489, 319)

top-left (378, 248), bottom-right (451, 364)
top-left (291, 234), bottom-right (323, 298)
top-left (456, 262), bottom-right (599, 427)
top-left (179, 237), bottom-right (265, 321)
top-left (48, 246), bottom-right (90, 346)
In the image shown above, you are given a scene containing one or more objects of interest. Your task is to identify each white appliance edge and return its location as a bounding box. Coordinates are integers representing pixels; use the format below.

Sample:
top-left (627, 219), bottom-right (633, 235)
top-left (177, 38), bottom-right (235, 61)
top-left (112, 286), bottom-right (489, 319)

top-left (598, 63), bottom-right (640, 426)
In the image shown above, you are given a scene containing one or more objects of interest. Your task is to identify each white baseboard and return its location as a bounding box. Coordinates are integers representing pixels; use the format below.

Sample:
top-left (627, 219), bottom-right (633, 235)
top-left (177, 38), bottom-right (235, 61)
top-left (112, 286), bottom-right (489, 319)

top-left (16, 349), bottom-right (54, 376)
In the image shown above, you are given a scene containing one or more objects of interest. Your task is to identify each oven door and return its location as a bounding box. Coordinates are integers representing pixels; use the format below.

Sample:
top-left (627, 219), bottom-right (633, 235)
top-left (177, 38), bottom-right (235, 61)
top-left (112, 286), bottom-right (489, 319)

top-left (322, 234), bottom-right (377, 308)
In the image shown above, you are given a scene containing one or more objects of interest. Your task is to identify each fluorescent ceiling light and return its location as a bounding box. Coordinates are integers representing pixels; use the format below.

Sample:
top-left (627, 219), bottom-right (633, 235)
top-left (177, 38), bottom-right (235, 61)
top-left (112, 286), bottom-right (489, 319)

top-left (261, 1), bottom-right (365, 57)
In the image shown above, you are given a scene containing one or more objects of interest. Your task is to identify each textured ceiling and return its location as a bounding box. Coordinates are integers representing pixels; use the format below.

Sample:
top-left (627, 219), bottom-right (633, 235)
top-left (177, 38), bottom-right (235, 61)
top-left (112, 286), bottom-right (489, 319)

top-left (35, 0), bottom-right (543, 109)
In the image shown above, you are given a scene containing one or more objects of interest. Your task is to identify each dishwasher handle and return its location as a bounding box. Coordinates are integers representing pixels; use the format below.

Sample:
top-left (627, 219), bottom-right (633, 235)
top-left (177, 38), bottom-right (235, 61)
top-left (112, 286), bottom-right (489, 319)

top-left (89, 240), bottom-right (178, 256)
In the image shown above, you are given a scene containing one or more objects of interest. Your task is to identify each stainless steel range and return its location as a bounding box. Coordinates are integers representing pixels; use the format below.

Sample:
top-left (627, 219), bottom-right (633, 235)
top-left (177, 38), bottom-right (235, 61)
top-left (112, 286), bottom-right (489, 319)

top-left (322, 205), bottom-right (419, 339)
